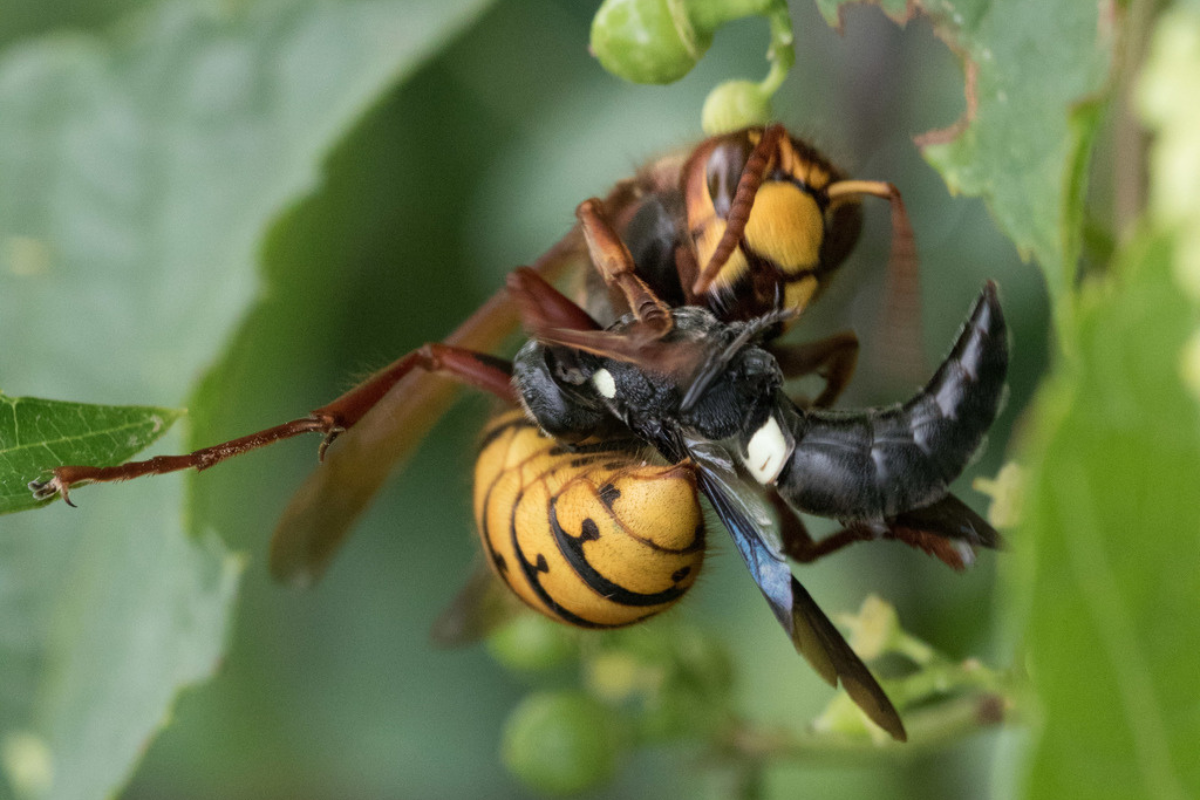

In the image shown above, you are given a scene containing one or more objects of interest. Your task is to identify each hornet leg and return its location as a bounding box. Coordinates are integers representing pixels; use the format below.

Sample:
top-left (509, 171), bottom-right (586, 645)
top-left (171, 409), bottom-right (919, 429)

top-left (769, 331), bottom-right (860, 408)
top-left (576, 198), bottom-right (673, 334)
top-left (30, 344), bottom-right (515, 506)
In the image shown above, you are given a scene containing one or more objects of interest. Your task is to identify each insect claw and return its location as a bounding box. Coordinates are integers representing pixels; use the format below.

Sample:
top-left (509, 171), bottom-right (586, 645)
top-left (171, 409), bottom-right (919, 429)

top-left (28, 472), bottom-right (75, 506)
top-left (317, 426), bottom-right (345, 462)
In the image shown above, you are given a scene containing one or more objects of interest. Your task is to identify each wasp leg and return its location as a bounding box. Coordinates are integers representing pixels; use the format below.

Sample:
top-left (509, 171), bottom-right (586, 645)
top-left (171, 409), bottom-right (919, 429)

top-left (576, 198), bottom-right (672, 334)
top-left (774, 493), bottom-right (1001, 572)
top-left (691, 123), bottom-right (787, 296)
top-left (508, 266), bottom-right (663, 364)
top-left (271, 229), bottom-right (590, 585)
top-left (30, 344), bottom-right (516, 505)
top-left (29, 417), bottom-right (331, 507)
top-left (509, 253), bottom-right (690, 369)
top-left (772, 494), bottom-right (873, 564)
top-left (769, 331), bottom-right (859, 409)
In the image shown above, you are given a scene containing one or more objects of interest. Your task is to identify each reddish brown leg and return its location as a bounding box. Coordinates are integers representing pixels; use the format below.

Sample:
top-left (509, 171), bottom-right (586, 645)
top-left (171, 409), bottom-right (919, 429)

top-left (773, 495), bottom-right (877, 564)
top-left (673, 243), bottom-right (702, 306)
top-left (769, 331), bottom-right (859, 408)
top-left (576, 198), bottom-right (672, 335)
top-left (313, 345), bottom-right (515, 436)
top-left (506, 266), bottom-right (601, 336)
top-left (508, 265), bottom-right (690, 368)
top-left (268, 229), bottom-right (589, 584)
top-left (692, 123), bottom-right (786, 296)
top-left (30, 344), bottom-right (516, 506)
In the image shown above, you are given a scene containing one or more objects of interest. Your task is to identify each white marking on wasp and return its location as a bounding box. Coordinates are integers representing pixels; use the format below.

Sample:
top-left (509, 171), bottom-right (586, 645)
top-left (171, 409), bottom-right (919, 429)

top-left (592, 368), bottom-right (617, 399)
top-left (741, 415), bottom-right (791, 485)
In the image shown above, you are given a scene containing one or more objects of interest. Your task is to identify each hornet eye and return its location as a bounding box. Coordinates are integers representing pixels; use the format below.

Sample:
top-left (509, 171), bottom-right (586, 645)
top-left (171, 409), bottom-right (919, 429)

top-left (706, 136), bottom-right (754, 218)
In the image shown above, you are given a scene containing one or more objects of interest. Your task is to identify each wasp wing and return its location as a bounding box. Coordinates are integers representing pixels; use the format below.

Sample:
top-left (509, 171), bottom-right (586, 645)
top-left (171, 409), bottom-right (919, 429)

top-left (429, 559), bottom-right (527, 647)
top-left (884, 493), bottom-right (1003, 571)
top-left (683, 436), bottom-right (907, 742)
top-left (269, 229), bottom-right (586, 586)
top-left (892, 493), bottom-right (1002, 549)
top-left (270, 365), bottom-right (472, 585)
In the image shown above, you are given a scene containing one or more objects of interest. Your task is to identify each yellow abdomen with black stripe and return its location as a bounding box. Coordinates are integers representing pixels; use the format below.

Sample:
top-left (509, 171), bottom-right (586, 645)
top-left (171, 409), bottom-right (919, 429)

top-left (473, 410), bottom-right (704, 628)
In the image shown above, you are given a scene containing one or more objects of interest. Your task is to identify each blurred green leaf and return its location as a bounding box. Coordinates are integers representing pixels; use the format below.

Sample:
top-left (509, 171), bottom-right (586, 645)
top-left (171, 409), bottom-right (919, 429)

top-left (1139, 3), bottom-right (1200, 305)
top-left (817, 0), bottom-right (1113, 316)
top-left (0, 0), bottom-right (150, 49)
top-left (1015, 234), bottom-right (1200, 800)
top-left (0, 393), bottom-right (181, 514)
top-left (1008, 6), bottom-right (1200, 798)
top-left (0, 1), bottom-right (492, 798)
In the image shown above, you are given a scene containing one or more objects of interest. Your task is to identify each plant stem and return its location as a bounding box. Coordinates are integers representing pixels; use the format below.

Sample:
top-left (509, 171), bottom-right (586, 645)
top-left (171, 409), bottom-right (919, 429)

top-left (714, 690), bottom-right (1014, 767)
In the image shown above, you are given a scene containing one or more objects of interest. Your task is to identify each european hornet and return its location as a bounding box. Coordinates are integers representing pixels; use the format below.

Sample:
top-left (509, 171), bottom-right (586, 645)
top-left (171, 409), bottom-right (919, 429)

top-left (31, 125), bottom-right (1008, 740)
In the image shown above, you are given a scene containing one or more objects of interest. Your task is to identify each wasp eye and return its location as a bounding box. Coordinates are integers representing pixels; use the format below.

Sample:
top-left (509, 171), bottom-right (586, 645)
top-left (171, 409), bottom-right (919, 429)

top-left (737, 349), bottom-right (778, 384)
top-left (706, 137), bottom-right (754, 219)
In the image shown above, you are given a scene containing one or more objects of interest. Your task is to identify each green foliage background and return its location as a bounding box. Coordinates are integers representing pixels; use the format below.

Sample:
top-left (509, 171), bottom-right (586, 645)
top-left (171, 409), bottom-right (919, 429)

top-left (1, 0), bottom-right (1194, 798)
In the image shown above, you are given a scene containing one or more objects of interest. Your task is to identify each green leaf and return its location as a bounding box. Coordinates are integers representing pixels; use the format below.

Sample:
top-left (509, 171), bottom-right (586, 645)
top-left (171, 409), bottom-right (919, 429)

top-left (1008, 8), bottom-right (1200, 797)
top-left (0, 1), bottom-right (491, 798)
top-left (816, 0), bottom-right (1114, 320)
top-left (1014, 234), bottom-right (1200, 800)
top-left (0, 392), bottom-right (181, 515)
top-left (0, 0), bottom-right (151, 50)
top-left (1005, 9), bottom-right (1200, 798)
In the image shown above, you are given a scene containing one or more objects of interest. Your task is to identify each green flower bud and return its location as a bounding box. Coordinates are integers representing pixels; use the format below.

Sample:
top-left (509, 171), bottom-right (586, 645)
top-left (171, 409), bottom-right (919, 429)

top-left (840, 594), bottom-right (901, 662)
top-left (812, 691), bottom-right (891, 743)
top-left (591, 0), bottom-right (712, 84)
top-left (701, 79), bottom-right (774, 135)
top-left (501, 691), bottom-right (624, 795)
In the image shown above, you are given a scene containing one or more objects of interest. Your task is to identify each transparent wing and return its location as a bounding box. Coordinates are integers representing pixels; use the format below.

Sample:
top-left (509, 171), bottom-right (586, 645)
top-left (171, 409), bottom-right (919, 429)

top-left (429, 559), bottom-right (527, 647)
top-left (269, 228), bottom-right (585, 585)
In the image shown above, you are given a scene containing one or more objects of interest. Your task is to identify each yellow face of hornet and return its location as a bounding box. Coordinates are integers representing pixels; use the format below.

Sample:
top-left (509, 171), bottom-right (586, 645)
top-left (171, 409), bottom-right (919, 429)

top-left (473, 410), bottom-right (704, 628)
top-left (682, 128), bottom-right (864, 318)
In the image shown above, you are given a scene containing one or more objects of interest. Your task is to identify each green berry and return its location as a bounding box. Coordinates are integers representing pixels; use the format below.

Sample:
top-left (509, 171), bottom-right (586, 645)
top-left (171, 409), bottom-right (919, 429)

top-left (501, 691), bottom-right (623, 795)
top-left (591, 0), bottom-right (712, 84)
top-left (487, 614), bottom-right (577, 673)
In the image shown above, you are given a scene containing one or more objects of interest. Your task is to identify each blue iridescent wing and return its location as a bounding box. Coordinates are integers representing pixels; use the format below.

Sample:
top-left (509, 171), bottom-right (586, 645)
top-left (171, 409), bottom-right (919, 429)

top-left (684, 438), bottom-right (907, 742)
